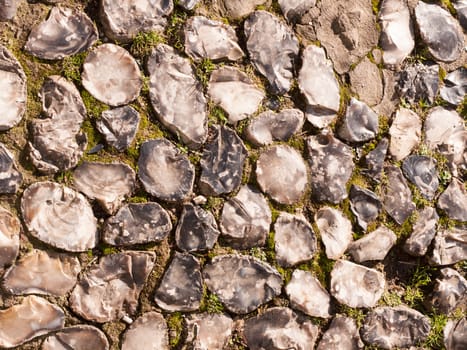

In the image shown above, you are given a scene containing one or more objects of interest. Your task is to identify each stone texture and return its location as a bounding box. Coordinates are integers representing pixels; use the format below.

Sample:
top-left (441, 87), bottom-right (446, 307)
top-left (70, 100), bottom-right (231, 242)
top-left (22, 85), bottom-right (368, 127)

top-left (138, 138), bottom-right (195, 202)
top-left (286, 269), bottom-right (331, 318)
top-left (279, 0), bottom-right (316, 22)
top-left (207, 66), bottom-right (264, 123)
top-left (431, 226), bottom-right (467, 266)
top-left (199, 125), bottom-right (247, 196)
top-left (154, 252), bottom-right (203, 312)
top-left (330, 260), bottom-right (385, 308)
top-left (453, 0), bottom-right (467, 29)
top-left (415, 1), bottom-right (464, 62)
top-left (317, 316), bottom-right (363, 350)
top-left (431, 268), bottom-right (467, 315)
top-left (70, 251), bottom-right (155, 323)
top-left (245, 11), bottom-right (299, 94)
top-left (383, 165), bottom-right (415, 225)
top-left (103, 202), bottom-right (172, 246)
top-left (148, 44), bottom-right (207, 148)
top-left (438, 179), bottom-right (467, 222)
top-left (389, 108), bottom-right (421, 161)
top-left (0, 0), bottom-right (20, 20)
top-left (440, 68), bottom-right (467, 106)
top-left (21, 182), bottom-right (97, 252)
top-left (184, 313), bottom-right (233, 350)
top-left (203, 254), bottom-right (282, 314)
top-left (315, 206), bottom-right (353, 259)
top-left (402, 155), bottom-right (439, 200)
top-left (338, 98), bottom-right (378, 143)
top-left (214, 0), bottom-right (267, 19)
top-left (256, 145), bottom-right (308, 205)
top-left (361, 306), bottom-right (431, 349)
top-left (245, 109), bottom-right (304, 146)
top-left (307, 132), bottom-right (354, 204)
top-left (220, 185), bottom-right (271, 249)
top-left (175, 203), bottom-right (220, 252)
top-left (73, 162), bottom-right (135, 215)
top-left (0, 205), bottom-right (20, 272)
top-left (362, 138), bottom-right (388, 183)
top-left (42, 325), bottom-right (109, 350)
top-left (274, 212), bottom-right (317, 267)
top-left (404, 207), bottom-right (439, 257)
top-left (121, 312), bottom-right (169, 350)
top-left (0, 296), bottom-right (65, 348)
top-left (24, 7), bottom-right (97, 60)
top-left (244, 307), bottom-right (319, 350)
top-left (444, 318), bottom-right (467, 350)
top-left (347, 226), bottom-right (397, 262)
top-left (96, 106), bottom-right (140, 152)
top-left (82, 44), bottom-right (142, 106)
top-left (0, 143), bottom-right (22, 193)
top-left (349, 57), bottom-right (383, 106)
top-left (349, 185), bottom-right (382, 231)
top-left (179, 0), bottom-right (199, 10)
top-left (3, 249), bottom-right (80, 296)
top-left (397, 63), bottom-right (439, 104)
top-left (0, 45), bottom-right (26, 131)
top-left (184, 16), bottom-right (243, 61)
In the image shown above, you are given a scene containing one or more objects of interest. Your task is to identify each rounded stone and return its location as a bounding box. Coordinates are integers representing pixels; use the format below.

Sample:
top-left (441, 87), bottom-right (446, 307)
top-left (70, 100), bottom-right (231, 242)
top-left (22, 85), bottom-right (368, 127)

top-left (42, 325), bottom-right (109, 350)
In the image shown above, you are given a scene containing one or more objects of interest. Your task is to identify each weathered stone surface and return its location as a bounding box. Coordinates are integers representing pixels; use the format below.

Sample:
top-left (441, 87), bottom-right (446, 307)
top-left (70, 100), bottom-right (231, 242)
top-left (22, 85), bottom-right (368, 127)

top-left (0, 0), bottom-right (20, 20)
top-left (244, 307), bottom-right (318, 350)
top-left (279, 0), bottom-right (316, 22)
top-left (103, 202), bottom-right (172, 246)
top-left (415, 2), bottom-right (464, 62)
top-left (138, 138), bottom-right (195, 202)
top-left (299, 45), bottom-right (340, 128)
top-left (96, 106), bottom-right (140, 152)
top-left (203, 254), bottom-right (282, 314)
top-left (42, 325), bottom-right (109, 350)
top-left (397, 63), bottom-right (439, 104)
top-left (402, 155), bottom-right (439, 200)
top-left (274, 213), bottom-right (317, 267)
top-left (220, 185), bottom-right (271, 249)
top-left (286, 269), bottom-right (331, 318)
top-left (347, 226), bottom-right (397, 262)
top-left (307, 132), bottom-right (354, 204)
top-left (444, 318), bottom-right (467, 350)
top-left (256, 145), bottom-right (308, 205)
top-left (73, 162), bottom-right (135, 215)
top-left (184, 16), bottom-right (243, 61)
top-left (100, 0), bottom-right (172, 42)
top-left (245, 11), bottom-right (299, 94)
top-left (3, 249), bottom-right (80, 296)
top-left (431, 226), bottom-right (467, 265)
top-left (317, 316), bottom-right (363, 350)
top-left (184, 313), bottom-right (233, 350)
top-left (70, 251), bottom-right (155, 323)
top-left (0, 45), bottom-right (26, 131)
top-left (154, 252), bottom-right (203, 312)
top-left (24, 7), bottom-right (97, 60)
top-left (214, 0), bottom-right (267, 19)
top-left (349, 185), bottom-right (382, 230)
top-left (431, 268), bottom-right (467, 315)
top-left (438, 179), bottom-right (467, 222)
top-left (148, 44), bottom-right (207, 148)
top-left (29, 75), bottom-right (87, 173)
top-left (338, 98), bottom-right (378, 143)
top-left (315, 206), bottom-right (353, 260)
top-left (440, 68), bottom-right (467, 106)
top-left (179, 0), bottom-right (199, 10)
top-left (349, 57), bottom-right (383, 107)
top-left (0, 296), bottom-right (65, 348)
top-left (245, 109), bottom-right (304, 146)
top-left (121, 312), bottom-right (169, 350)
top-left (21, 182), bottom-right (97, 252)
top-left (330, 260), bottom-right (385, 308)
top-left (379, 0), bottom-right (414, 66)
top-left (0, 143), bottom-right (21, 194)
top-left (0, 206), bottom-right (20, 272)
top-left (199, 125), bottom-right (247, 196)
top-left (389, 108), bottom-right (421, 161)
top-left (175, 203), bottom-right (220, 252)
top-left (361, 306), bottom-right (431, 349)
top-left (404, 207), bottom-right (439, 256)
top-left (454, 0), bottom-right (467, 29)
top-left (383, 165), bottom-right (415, 225)
top-left (315, 0), bottom-right (379, 74)
top-left (207, 66), bottom-right (264, 124)
top-left (363, 138), bottom-right (388, 183)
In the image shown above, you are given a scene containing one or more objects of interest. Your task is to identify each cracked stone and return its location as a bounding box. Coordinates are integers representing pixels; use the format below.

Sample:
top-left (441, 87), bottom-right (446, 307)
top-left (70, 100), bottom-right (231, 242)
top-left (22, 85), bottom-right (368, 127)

top-left (42, 325), bottom-right (109, 350)
top-left (349, 185), bottom-right (382, 231)
top-left (362, 138), bottom-right (388, 183)
top-left (0, 143), bottom-right (22, 194)
top-left (438, 179), bottom-right (467, 222)
top-left (444, 318), bottom-right (467, 350)
top-left (383, 165), bottom-right (415, 225)
top-left (430, 226), bottom-right (467, 266)
top-left (121, 312), bottom-right (169, 350)
top-left (440, 68), bottom-right (467, 106)
top-left (389, 108), bottom-right (421, 161)
top-left (397, 63), bottom-right (439, 104)
top-left (317, 316), bottom-right (364, 350)
top-left (184, 313), bottom-right (233, 350)
top-left (347, 226), bottom-right (397, 262)
top-left (402, 155), bottom-right (439, 200)
top-left (404, 207), bottom-right (439, 257)
top-left (0, 205), bottom-right (20, 273)
top-left (338, 98), bottom-right (379, 143)
top-left (431, 268), bottom-right (467, 315)
top-left (279, 0), bottom-right (317, 23)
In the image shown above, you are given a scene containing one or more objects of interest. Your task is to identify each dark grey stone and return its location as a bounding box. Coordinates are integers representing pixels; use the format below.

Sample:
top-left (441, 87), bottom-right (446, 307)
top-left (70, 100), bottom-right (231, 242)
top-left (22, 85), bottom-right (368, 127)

top-left (103, 202), bottom-right (172, 246)
top-left (440, 68), bottom-right (467, 106)
top-left (402, 155), bottom-right (439, 200)
top-left (203, 254), bottom-right (282, 314)
top-left (431, 268), bottom-right (467, 315)
top-left (307, 132), bottom-right (354, 204)
top-left (199, 125), bottom-right (247, 196)
top-left (96, 106), bottom-right (140, 152)
top-left (349, 185), bottom-right (382, 231)
top-left (404, 207), bottom-right (439, 256)
top-left (42, 325), bottom-right (109, 350)
top-left (362, 138), bottom-right (388, 183)
top-left (454, 0), bottom-right (467, 29)
top-left (0, 143), bottom-right (22, 194)
top-left (175, 203), bottom-right (220, 252)
top-left (244, 307), bottom-right (318, 350)
top-left (438, 179), bottom-right (467, 221)
top-left (317, 315), bottom-right (364, 350)
top-left (361, 306), bottom-right (431, 349)
top-left (444, 318), bottom-right (467, 350)
top-left (383, 165), bottom-right (415, 225)
top-left (431, 226), bottom-right (467, 266)
top-left (347, 226), bottom-right (397, 262)
top-left (184, 313), bottom-right (233, 350)
top-left (155, 252), bottom-right (203, 312)
top-left (338, 98), bottom-right (379, 143)
top-left (245, 11), bottom-right (299, 94)
top-left (397, 63), bottom-right (439, 104)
